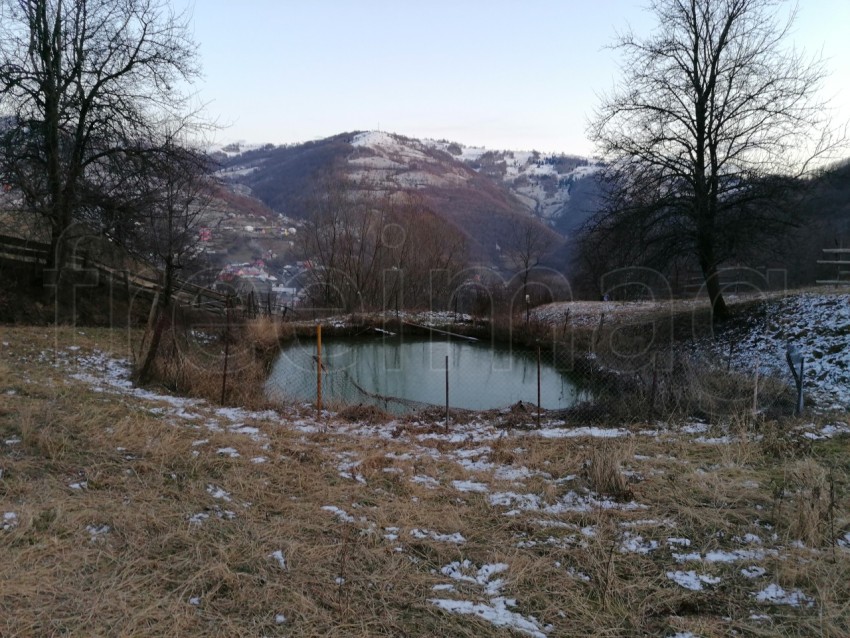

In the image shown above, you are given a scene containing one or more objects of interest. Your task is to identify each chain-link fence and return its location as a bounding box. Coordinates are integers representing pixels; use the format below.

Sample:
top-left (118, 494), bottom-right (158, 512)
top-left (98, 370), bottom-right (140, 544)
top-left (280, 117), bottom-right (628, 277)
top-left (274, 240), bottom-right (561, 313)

top-left (256, 301), bottom-right (814, 425)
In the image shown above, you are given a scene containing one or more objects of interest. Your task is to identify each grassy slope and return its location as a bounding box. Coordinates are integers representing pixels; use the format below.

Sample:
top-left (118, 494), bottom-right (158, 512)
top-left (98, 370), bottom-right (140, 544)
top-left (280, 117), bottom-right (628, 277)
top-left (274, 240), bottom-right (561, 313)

top-left (1, 326), bottom-right (849, 637)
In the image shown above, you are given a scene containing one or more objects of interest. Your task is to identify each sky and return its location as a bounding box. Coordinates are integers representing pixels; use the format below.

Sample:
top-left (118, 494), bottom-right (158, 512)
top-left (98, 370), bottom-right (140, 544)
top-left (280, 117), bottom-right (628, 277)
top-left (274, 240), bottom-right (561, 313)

top-left (182, 0), bottom-right (850, 156)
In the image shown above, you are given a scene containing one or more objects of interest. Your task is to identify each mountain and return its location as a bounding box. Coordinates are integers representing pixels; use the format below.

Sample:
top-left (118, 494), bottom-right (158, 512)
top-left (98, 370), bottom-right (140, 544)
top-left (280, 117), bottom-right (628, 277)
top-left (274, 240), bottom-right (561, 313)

top-left (211, 131), bottom-right (603, 269)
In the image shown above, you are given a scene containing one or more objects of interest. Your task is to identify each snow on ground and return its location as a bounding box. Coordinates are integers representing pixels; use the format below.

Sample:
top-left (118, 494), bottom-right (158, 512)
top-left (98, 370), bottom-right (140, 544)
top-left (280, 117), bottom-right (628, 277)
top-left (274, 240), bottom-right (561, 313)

top-left (534, 291), bottom-right (849, 412)
top-left (695, 293), bottom-right (850, 411)
top-left (666, 570), bottom-right (721, 591)
top-left (753, 584), bottom-right (814, 607)
top-left (2, 512), bottom-right (18, 531)
top-left (16, 341), bottom-right (844, 633)
top-left (429, 560), bottom-right (549, 638)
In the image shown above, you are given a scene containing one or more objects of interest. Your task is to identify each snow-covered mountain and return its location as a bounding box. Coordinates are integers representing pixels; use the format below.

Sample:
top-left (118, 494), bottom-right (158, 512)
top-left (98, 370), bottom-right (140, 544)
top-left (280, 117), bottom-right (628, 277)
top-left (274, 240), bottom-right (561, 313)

top-left (212, 131), bottom-right (603, 266)
top-left (423, 136), bottom-right (602, 224)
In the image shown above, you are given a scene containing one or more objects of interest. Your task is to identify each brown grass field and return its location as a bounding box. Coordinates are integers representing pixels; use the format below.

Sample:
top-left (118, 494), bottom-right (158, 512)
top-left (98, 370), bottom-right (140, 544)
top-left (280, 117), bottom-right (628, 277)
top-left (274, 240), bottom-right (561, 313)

top-left (1, 325), bottom-right (849, 637)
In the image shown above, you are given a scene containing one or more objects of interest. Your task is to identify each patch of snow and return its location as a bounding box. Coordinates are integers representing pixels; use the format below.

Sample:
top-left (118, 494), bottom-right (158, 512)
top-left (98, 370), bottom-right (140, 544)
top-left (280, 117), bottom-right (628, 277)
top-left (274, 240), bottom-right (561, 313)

top-left (620, 533), bottom-right (659, 554)
top-left (673, 548), bottom-right (774, 563)
top-left (452, 480), bottom-right (489, 493)
top-left (681, 421), bottom-right (710, 434)
top-left (188, 512), bottom-right (210, 525)
top-left (383, 527), bottom-right (400, 542)
top-left (704, 549), bottom-right (770, 563)
top-left (2, 512), bottom-right (18, 531)
top-left (430, 559), bottom-right (548, 637)
top-left (801, 422), bottom-right (850, 440)
top-left (410, 475), bottom-right (440, 489)
top-left (741, 566), bottom-right (767, 579)
top-left (428, 598), bottom-right (548, 638)
top-left (667, 537), bottom-right (692, 547)
top-left (490, 490), bottom-right (646, 514)
top-left (692, 293), bottom-right (850, 411)
top-left (410, 528), bottom-right (466, 544)
top-left (206, 485), bottom-right (232, 501)
top-left (666, 570), bottom-right (721, 591)
top-left (694, 435), bottom-right (733, 445)
top-left (188, 507), bottom-right (236, 525)
top-left (85, 524), bottom-right (110, 540)
top-left (566, 567), bottom-right (591, 582)
top-left (534, 426), bottom-right (629, 439)
top-left (753, 583), bottom-right (814, 607)
top-left (321, 505), bottom-right (355, 523)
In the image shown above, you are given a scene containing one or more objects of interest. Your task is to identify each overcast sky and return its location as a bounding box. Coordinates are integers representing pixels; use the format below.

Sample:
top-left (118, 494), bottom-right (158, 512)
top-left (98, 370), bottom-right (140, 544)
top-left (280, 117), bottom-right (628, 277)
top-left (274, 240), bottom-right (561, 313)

top-left (183, 1), bottom-right (850, 155)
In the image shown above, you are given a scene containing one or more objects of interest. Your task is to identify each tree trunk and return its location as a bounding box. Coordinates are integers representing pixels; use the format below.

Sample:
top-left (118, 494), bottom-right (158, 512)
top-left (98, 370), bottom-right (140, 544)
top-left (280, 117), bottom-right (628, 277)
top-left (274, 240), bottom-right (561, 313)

top-left (138, 303), bottom-right (169, 384)
top-left (701, 262), bottom-right (729, 321)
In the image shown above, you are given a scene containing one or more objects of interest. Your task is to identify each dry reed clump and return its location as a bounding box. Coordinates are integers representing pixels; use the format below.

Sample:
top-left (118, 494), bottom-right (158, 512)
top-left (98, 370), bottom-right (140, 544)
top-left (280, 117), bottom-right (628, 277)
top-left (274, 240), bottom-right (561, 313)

top-left (759, 419), bottom-right (807, 459)
top-left (145, 323), bottom-right (273, 409)
top-left (0, 357), bottom-right (15, 393)
top-left (336, 403), bottom-right (393, 424)
top-left (489, 432), bottom-right (517, 465)
top-left (243, 315), bottom-right (294, 357)
top-left (584, 438), bottom-right (635, 499)
top-left (774, 458), bottom-right (836, 548)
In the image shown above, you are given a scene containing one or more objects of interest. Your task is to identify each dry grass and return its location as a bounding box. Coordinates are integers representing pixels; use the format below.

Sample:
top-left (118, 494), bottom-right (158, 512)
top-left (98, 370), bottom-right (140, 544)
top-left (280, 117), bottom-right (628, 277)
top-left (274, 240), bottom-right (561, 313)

top-left (243, 315), bottom-right (295, 355)
top-left (143, 318), bottom-right (281, 410)
top-left (1, 325), bottom-right (849, 637)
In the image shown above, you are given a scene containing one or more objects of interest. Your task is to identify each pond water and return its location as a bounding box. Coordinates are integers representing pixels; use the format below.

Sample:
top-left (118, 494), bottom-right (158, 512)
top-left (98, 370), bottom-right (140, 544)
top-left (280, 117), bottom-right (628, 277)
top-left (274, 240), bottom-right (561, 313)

top-left (265, 335), bottom-right (588, 413)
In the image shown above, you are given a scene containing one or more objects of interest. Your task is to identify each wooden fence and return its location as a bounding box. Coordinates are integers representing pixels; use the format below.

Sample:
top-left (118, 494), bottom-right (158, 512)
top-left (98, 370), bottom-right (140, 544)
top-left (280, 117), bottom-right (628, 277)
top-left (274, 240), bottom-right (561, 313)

top-left (0, 233), bottom-right (232, 314)
top-left (816, 248), bottom-right (850, 285)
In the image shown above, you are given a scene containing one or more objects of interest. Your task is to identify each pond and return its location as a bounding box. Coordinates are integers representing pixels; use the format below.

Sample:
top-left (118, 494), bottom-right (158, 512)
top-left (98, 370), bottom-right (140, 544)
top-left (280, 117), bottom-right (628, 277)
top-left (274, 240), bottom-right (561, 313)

top-left (265, 335), bottom-right (588, 413)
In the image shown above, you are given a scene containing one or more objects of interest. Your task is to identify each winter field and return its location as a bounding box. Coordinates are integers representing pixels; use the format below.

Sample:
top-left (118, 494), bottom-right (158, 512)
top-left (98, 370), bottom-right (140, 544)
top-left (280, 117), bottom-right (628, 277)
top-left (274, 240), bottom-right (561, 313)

top-left (1, 291), bottom-right (849, 637)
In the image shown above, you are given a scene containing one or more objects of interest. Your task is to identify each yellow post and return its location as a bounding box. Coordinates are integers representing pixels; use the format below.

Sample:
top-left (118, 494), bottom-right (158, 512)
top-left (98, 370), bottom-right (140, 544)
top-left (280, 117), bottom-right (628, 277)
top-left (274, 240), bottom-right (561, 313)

top-left (316, 324), bottom-right (322, 416)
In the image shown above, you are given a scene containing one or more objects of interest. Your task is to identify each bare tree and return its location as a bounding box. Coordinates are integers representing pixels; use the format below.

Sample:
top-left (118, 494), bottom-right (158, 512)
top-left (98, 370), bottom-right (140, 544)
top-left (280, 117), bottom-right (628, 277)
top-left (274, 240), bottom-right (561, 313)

top-left (0, 0), bottom-right (200, 276)
top-left (588, 0), bottom-right (841, 319)
top-left (135, 141), bottom-right (214, 299)
top-left (383, 192), bottom-right (468, 310)
top-left (298, 173), bottom-right (468, 311)
top-left (133, 135), bottom-right (215, 383)
top-left (298, 172), bottom-right (378, 311)
top-left (502, 215), bottom-right (557, 301)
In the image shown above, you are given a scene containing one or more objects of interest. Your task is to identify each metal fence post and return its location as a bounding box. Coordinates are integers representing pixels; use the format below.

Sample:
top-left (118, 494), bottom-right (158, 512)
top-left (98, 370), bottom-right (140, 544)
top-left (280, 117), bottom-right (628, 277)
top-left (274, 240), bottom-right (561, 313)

top-left (317, 324), bottom-right (323, 417)
top-left (785, 345), bottom-right (804, 416)
top-left (537, 347), bottom-right (541, 429)
top-left (445, 354), bottom-right (450, 433)
top-left (220, 296), bottom-right (231, 405)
